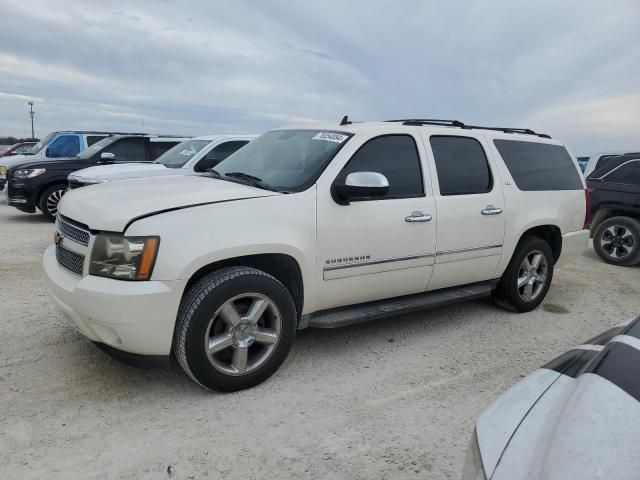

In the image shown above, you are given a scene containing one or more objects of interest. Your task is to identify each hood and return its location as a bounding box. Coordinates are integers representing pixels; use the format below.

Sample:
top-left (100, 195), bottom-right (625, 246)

top-left (480, 317), bottom-right (640, 480)
top-left (58, 175), bottom-right (278, 232)
top-left (4, 155), bottom-right (76, 171)
top-left (70, 163), bottom-right (180, 182)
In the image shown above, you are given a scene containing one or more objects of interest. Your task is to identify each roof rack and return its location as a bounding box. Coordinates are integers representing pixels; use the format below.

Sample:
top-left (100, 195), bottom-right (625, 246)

top-left (385, 119), bottom-right (551, 139)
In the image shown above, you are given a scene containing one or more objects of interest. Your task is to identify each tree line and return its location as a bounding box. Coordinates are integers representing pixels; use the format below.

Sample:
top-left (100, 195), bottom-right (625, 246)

top-left (0, 136), bottom-right (39, 145)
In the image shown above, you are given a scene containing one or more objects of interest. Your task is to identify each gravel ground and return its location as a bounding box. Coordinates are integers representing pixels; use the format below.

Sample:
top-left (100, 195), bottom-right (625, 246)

top-left (1, 196), bottom-right (639, 480)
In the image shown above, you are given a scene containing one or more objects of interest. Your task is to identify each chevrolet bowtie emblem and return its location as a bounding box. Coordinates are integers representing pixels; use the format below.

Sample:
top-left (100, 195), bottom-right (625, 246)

top-left (53, 231), bottom-right (63, 246)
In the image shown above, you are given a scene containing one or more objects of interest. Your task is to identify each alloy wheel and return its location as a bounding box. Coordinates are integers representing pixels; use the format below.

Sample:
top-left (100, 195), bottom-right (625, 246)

top-left (600, 225), bottom-right (635, 259)
top-left (517, 250), bottom-right (548, 302)
top-left (204, 293), bottom-right (281, 376)
top-left (46, 189), bottom-right (65, 217)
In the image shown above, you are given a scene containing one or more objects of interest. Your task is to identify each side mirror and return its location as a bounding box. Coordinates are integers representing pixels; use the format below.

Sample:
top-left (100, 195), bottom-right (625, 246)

top-left (194, 156), bottom-right (220, 172)
top-left (45, 147), bottom-right (50, 157)
top-left (99, 152), bottom-right (116, 163)
top-left (333, 171), bottom-right (390, 205)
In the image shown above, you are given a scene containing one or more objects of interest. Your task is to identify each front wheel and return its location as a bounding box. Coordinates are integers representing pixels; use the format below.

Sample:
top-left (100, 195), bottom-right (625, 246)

top-left (493, 235), bottom-right (554, 312)
top-left (174, 267), bottom-right (297, 392)
top-left (39, 184), bottom-right (67, 221)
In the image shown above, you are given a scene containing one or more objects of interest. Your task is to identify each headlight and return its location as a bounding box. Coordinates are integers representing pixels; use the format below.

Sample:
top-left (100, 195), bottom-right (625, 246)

top-left (462, 428), bottom-right (487, 480)
top-left (0, 166), bottom-right (7, 175)
top-left (13, 168), bottom-right (46, 179)
top-left (89, 234), bottom-right (160, 280)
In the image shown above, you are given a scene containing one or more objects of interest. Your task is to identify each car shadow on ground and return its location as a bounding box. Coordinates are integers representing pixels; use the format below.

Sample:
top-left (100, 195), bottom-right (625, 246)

top-left (54, 297), bottom-right (500, 399)
top-left (581, 246), bottom-right (640, 268)
top-left (4, 212), bottom-right (51, 224)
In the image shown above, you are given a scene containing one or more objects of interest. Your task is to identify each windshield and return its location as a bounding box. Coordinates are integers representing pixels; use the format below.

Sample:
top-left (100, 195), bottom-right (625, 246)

top-left (76, 137), bottom-right (119, 160)
top-left (29, 132), bottom-right (56, 154)
top-left (155, 139), bottom-right (211, 168)
top-left (214, 129), bottom-right (352, 191)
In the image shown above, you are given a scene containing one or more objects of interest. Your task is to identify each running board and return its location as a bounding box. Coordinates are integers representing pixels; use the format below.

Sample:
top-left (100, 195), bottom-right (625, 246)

top-left (299, 281), bottom-right (498, 329)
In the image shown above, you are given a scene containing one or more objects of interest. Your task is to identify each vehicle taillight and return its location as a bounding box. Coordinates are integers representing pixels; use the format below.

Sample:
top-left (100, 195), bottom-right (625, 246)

top-left (584, 186), bottom-right (594, 229)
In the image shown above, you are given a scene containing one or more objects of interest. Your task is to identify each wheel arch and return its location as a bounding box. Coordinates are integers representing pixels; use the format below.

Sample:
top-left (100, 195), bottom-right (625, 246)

top-left (181, 253), bottom-right (305, 322)
top-left (590, 206), bottom-right (640, 237)
top-left (517, 224), bottom-right (562, 263)
top-left (36, 179), bottom-right (68, 206)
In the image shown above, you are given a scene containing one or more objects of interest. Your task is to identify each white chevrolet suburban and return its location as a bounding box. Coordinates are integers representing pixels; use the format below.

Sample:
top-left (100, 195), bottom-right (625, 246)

top-left (44, 119), bottom-right (589, 391)
top-left (67, 135), bottom-right (256, 189)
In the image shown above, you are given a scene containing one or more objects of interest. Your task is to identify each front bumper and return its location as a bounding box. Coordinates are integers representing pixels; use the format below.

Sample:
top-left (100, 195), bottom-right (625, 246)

top-left (556, 229), bottom-right (589, 268)
top-left (7, 179), bottom-right (37, 211)
top-left (43, 245), bottom-right (186, 356)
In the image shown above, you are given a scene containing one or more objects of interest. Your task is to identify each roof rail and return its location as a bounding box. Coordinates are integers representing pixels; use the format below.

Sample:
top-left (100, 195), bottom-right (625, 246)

top-left (385, 119), bottom-right (551, 139)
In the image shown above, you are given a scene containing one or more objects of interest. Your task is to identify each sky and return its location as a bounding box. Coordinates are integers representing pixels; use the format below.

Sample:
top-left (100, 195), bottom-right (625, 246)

top-left (1, 0), bottom-right (639, 154)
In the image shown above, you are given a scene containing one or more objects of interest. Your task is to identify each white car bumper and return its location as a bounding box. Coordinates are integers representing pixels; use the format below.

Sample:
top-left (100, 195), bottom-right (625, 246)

top-left (556, 229), bottom-right (589, 267)
top-left (43, 245), bottom-right (185, 356)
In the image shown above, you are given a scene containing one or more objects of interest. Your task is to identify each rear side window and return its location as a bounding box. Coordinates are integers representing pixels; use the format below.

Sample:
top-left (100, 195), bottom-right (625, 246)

top-left (338, 134), bottom-right (424, 198)
top-left (494, 140), bottom-right (583, 191)
top-left (87, 135), bottom-right (105, 146)
top-left (604, 161), bottom-right (640, 186)
top-left (150, 141), bottom-right (179, 160)
top-left (47, 134), bottom-right (80, 157)
top-left (430, 136), bottom-right (492, 195)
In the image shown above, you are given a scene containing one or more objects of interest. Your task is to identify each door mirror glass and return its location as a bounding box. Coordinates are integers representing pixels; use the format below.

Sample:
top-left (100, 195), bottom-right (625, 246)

top-left (333, 171), bottom-right (389, 204)
top-left (99, 152), bottom-right (116, 163)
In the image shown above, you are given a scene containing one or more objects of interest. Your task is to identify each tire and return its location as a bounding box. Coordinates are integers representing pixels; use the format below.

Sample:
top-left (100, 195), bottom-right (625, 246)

top-left (175, 266), bottom-right (297, 392)
top-left (493, 235), bottom-right (554, 312)
top-left (38, 184), bottom-right (67, 222)
top-left (593, 216), bottom-right (640, 266)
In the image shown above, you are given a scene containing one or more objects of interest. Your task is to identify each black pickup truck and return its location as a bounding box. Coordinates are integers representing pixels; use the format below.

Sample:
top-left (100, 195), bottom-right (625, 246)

top-left (6, 134), bottom-right (187, 221)
top-left (587, 154), bottom-right (640, 266)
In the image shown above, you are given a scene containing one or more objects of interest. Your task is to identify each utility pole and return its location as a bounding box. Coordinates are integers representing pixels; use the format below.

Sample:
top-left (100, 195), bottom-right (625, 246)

top-left (28, 101), bottom-right (35, 139)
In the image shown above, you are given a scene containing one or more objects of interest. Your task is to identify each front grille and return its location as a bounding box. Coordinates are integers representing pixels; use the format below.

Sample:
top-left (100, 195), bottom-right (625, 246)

top-left (57, 217), bottom-right (90, 246)
top-left (56, 244), bottom-right (85, 275)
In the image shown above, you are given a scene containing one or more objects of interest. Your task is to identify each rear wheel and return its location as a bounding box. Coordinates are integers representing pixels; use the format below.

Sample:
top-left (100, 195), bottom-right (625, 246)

top-left (174, 267), bottom-right (297, 392)
top-left (38, 184), bottom-right (66, 221)
top-left (593, 216), bottom-right (640, 266)
top-left (493, 235), bottom-right (554, 312)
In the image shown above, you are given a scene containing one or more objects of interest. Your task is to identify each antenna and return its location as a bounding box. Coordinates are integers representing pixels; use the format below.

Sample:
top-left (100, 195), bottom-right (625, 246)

top-left (339, 115), bottom-right (350, 126)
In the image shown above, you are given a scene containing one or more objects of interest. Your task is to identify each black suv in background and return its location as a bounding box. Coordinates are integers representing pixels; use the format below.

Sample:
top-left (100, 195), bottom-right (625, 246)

top-left (587, 154), bottom-right (640, 266)
top-left (6, 134), bottom-right (188, 221)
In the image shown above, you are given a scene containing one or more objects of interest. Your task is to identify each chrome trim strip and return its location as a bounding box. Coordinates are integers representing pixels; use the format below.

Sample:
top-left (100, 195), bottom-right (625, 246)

top-left (595, 158), bottom-right (640, 181)
top-left (322, 244), bottom-right (503, 272)
top-left (323, 253), bottom-right (435, 272)
top-left (436, 244), bottom-right (502, 256)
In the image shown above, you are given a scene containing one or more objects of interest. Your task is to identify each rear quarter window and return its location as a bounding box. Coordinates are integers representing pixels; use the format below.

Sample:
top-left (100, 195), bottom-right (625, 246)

top-left (493, 140), bottom-right (583, 191)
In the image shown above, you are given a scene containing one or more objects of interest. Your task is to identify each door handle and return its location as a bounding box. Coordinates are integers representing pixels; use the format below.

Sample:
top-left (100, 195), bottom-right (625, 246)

top-left (405, 211), bottom-right (432, 223)
top-left (481, 206), bottom-right (503, 215)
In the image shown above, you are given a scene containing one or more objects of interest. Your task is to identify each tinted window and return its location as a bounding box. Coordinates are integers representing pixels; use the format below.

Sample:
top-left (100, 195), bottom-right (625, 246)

top-left (105, 138), bottom-right (146, 162)
top-left (430, 136), bottom-right (492, 195)
top-left (494, 140), bottom-right (583, 191)
top-left (150, 141), bottom-right (179, 160)
top-left (47, 135), bottom-right (80, 157)
top-left (207, 141), bottom-right (249, 161)
top-left (87, 135), bottom-right (105, 146)
top-left (605, 161), bottom-right (640, 186)
top-left (338, 135), bottom-right (423, 198)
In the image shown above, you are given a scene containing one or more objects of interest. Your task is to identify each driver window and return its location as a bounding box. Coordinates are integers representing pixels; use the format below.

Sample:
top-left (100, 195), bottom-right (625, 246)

top-left (337, 135), bottom-right (424, 199)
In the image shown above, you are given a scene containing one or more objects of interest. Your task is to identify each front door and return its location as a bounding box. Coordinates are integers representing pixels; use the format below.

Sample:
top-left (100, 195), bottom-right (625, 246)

top-left (422, 133), bottom-right (506, 291)
top-left (315, 131), bottom-right (437, 310)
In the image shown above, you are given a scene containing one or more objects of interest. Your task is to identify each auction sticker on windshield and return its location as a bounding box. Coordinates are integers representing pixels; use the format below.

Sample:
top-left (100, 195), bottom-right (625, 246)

top-left (313, 132), bottom-right (348, 143)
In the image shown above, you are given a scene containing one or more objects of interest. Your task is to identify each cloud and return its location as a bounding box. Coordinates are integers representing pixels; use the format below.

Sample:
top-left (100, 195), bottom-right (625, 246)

top-left (0, 0), bottom-right (638, 153)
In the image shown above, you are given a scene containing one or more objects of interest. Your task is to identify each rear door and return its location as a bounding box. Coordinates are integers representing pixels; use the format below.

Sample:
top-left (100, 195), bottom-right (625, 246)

top-left (421, 133), bottom-right (506, 290)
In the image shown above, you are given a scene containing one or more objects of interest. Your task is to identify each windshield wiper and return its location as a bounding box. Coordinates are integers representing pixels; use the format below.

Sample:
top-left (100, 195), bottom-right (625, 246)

top-left (223, 171), bottom-right (274, 191)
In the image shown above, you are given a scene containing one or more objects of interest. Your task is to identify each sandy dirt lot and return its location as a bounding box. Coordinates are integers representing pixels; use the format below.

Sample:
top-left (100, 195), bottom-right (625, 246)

top-left (0, 196), bottom-right (638, 480)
